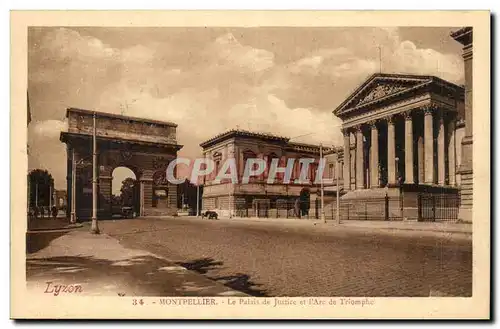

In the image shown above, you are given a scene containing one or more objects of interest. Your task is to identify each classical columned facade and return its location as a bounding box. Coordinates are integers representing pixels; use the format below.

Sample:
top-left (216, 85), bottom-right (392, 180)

top-left (333, 73), bottom-right (464, 220)
top-left (340, 105), bottom-right (458, 191)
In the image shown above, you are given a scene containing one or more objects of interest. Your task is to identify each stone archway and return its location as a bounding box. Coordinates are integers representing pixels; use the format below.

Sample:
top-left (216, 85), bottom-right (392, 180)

top-left (111, 166), bottom-right (140, 217)
top-left (61, 108), bottom-right (182, 221)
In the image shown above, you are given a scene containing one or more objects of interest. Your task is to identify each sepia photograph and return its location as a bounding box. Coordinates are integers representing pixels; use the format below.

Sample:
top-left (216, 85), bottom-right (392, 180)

top-left (11, 10), bottom-right (490, 319)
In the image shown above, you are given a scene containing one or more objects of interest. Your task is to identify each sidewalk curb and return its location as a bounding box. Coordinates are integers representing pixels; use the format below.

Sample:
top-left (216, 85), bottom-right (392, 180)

top-left (149, 215), bottom-right (472, 238)
top-left (27, 223), bottom-right (84, 233)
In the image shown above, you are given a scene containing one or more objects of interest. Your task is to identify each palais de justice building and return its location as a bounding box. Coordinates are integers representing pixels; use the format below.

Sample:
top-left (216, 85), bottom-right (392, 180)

top-left (200, 130), bottom-right (326, 218)
top-left (327, 73), bottom-right (465, 220)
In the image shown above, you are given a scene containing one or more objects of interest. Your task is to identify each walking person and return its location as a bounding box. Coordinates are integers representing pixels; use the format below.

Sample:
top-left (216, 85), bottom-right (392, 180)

top-left (33, 206), bottom-right (39, 220)
top-left (294, 198), bottom-right (300, 219)
top-left (40, 206), bottom-right (45, 219)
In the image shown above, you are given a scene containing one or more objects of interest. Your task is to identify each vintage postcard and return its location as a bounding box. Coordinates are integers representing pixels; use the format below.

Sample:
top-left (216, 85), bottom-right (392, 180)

top-left (11, 11), bottom-right (490, 319)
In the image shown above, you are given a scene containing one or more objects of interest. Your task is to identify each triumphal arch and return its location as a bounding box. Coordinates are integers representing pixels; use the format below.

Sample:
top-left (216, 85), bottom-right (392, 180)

top-left (60, 108), bottom-right (182, 220)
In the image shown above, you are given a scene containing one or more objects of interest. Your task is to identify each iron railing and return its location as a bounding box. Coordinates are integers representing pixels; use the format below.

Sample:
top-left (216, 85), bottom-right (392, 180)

top-left (226, 192), bottom-right (459, 222)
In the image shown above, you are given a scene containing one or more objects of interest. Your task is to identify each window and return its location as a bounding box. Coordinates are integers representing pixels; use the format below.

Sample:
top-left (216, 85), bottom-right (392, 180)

top-left (212, 151), bottom-right (222, 181)
top-left (266, 153), bottom-right (279, 181)
top-left (242, 150), bottom-right (257, 181)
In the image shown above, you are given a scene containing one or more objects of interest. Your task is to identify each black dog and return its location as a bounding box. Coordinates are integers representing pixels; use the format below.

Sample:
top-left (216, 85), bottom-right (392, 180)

top-left (202, 210), bottom-right (218, 220)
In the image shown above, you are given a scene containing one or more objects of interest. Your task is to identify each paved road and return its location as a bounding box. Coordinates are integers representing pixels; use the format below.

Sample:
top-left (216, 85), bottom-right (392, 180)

top-left (98, 217), bottom-right (472, 297)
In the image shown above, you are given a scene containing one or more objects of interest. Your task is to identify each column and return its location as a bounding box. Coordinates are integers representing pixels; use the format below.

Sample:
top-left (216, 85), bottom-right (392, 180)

top-left (139, 180), bottom-right (145, 216)
top-left (404, 111), bottom-right (414, 184)
top-left (343, 129), bottom-right (351, 191)
top-left (448, 117), bottom-right (456, 186)
top-left (350, 141), bottom-right (356, 189)
top-left (140, 178), bottom-right (153, 215)
top-left (167, 182), bottom-right (178, 210)
top-left (98, 175), bottom-right (112, 217)
top-left (355, 126), bottom-right (364, 189)
top-left (437, 111), bottom-right (446, 185)
top-left (387, 117), bottom-right (396, 185)
top-left (369, 121), bottom-right (379, 188)
top-left (417, 132), bottom-right (424, 185)
top-left (424, 106), bottom-right (434, 184)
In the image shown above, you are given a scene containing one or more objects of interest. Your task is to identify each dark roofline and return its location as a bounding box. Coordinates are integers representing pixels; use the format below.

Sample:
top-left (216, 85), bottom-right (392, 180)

top-left (286, 142), bottom-right (332, 154)
top-left (200, 129), bottom-right (289, 148)
top-left (450, 26), bottom-right (473, 43)
top-left (66, 107), bottom-right (178, 128)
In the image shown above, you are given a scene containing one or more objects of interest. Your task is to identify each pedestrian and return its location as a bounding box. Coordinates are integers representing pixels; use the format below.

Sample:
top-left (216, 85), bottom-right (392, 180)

top-left (34, 206), bottom-right (39, 220)
top-left (40, 206), bottom-right (45, 219)
top-left (51, 205), bottom-right (58, 220)
top-left (294, 198), bottom-right (300, 219)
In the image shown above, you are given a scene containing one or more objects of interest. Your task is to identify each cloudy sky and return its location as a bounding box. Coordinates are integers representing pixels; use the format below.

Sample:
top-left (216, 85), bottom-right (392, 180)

top-left (27, 26), bottom-right (464, 190)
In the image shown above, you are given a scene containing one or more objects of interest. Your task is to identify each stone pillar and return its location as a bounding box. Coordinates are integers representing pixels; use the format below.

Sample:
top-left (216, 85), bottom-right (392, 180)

top-left (139, 180), bottom-right (145, 216)
top-left (167, 182), bottom-right (178, 211)
top-left (387, 117), bottom-right (396, 185)
top-left (437, 111), bottom-right (446, 186)
top-left (417, 131), bottom-right (424, 185)
top-left (355, 126), bottom-right (364, 189)
top-left (350, 141), bottom-right (356, 190)
top-left (98, 175), bottom-right (112, 218)
top-left (140, 175), bottom-right (154, 215)
top-left (403, 111), bottom-right (414, 184)
top-left (423, 106), bottom-right (434, 184)
top-left (369, 121), bottom-right (379, 188)
top-left (343, 129), bottom-right (351, 191)
top-left (452, 27), bottom-right (473, 222)
top-left (448, 117), bottom-right (457, 186)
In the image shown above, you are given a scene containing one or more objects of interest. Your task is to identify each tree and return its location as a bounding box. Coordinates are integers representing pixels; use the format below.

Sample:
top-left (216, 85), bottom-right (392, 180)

top-left (119, 177), bottom-right (137, 207)
top-left (28, 169), bottom-right (54, 207)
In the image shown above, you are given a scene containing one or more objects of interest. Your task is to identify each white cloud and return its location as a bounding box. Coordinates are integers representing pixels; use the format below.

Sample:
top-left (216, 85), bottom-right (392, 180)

top-left (40, 27), bottom-right (118, 60)
top-left (390, 40), bottom-right (463, 83)
top-left (120, 44), bottom-right (157, 64)
top-left (30, 119), bottom-right (68, 139)
top-left (209, 33), bottom-right (275, 72)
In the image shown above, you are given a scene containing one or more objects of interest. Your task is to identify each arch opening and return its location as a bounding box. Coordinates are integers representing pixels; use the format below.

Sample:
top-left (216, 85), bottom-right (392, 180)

top-left (111, 166), bottom-right (139, 218)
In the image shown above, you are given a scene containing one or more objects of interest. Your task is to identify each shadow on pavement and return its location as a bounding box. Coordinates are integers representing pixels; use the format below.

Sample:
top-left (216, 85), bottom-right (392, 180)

top-left (26, 231), bottom-right (69, 254)
top-left (177, 258), bottom-right (268, 297)
top-left (27, 254), bottom-right (234, 296)
top-left (177, 258), bottom-right (223, 274)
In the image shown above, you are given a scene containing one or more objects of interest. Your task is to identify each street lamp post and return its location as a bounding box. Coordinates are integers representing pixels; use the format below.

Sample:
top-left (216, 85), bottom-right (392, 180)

top-left (49, 184), bottom-right (52, 209)
top-left (336, 158), bottom-right (340, 225)
top-left (319, 143), bottom-right (325, 223)
top-left (228, 148), bottom-right (234, 219)
top-left (196, 184), bottom-right (200, 217)
top-left (90, 112), bottom-right (100, 234)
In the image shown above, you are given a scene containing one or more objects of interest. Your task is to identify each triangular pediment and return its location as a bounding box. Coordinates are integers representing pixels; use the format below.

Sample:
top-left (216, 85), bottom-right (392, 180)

top-left (334, 74), bottom-right (434, 116)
